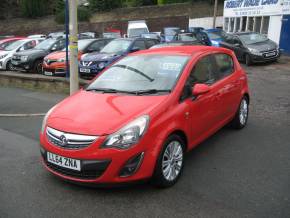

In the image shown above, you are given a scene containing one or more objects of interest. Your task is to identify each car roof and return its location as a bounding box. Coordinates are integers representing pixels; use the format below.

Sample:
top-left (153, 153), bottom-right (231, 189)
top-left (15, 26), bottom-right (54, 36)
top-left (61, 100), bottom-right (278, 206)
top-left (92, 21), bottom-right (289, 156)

top-left (133, 46), bottom-right (231, 56)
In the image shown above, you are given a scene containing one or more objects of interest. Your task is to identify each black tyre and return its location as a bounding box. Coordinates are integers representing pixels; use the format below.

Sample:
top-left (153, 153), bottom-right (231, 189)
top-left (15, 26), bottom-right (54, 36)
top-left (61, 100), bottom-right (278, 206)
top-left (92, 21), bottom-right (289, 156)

top-left (33, 59), bottom-right (43, 74)
top-left (245, 54), bottom-right (252, 66)
top-left (6, 61), bottom-right (14, 71)
top-left (152, 134), bottom-right (185, 188)
top-left (230, 96), bottom-right (249, 129)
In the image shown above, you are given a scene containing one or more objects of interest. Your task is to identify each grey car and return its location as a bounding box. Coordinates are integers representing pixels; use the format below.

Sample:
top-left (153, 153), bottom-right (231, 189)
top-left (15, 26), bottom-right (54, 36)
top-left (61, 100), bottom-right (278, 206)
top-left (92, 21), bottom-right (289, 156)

top-left (220, 32), bottom-right (280, 65)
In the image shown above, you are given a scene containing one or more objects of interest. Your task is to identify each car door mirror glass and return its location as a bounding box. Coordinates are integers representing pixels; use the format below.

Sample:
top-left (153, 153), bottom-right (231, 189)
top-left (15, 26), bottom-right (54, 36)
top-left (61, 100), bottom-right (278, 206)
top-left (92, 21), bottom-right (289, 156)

top-left (192, 83), bottom-right (211, 96)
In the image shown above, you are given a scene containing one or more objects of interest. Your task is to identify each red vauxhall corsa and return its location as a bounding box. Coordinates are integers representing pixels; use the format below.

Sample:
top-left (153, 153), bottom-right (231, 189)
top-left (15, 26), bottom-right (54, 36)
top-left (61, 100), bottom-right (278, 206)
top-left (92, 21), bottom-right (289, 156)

top-left (39, 46), bottom-right (250, 187)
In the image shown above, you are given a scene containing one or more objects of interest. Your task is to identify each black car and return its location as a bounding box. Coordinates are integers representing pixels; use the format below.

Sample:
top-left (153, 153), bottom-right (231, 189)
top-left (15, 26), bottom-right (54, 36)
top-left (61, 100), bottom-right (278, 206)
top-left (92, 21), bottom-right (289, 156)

top-left (11, 38), bottom-right (65, 73)
top-left (79, 37), bottom-right (159, 77)
top-left (172, 32), bottom-right (207, 45)
top-left (220, 32), bottom-right (280, 65)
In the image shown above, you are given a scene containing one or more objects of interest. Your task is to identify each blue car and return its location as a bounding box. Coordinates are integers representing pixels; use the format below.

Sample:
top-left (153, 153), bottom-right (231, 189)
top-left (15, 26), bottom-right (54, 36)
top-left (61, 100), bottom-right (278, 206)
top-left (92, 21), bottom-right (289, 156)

top-left (203, 29), bottom-right (227, 47)
top-left (79, 38), bottom-right (159, 76)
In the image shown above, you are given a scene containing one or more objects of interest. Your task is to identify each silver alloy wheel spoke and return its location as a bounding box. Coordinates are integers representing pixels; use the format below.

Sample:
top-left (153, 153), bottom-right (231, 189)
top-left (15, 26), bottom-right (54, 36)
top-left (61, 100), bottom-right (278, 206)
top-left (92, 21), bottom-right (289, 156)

top-left (162, 140), bottom-right (183, 181)
top-left (239, 99), bottom-right (248, 125)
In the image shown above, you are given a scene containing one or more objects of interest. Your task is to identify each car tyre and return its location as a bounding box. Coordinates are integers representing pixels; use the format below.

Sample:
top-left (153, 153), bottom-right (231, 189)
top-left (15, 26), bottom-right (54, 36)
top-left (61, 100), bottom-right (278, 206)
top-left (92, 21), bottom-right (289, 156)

top-left (245, 54), bottom-right (252, 66)
top-left (33, 60), bottom-right (43, 74)
top-left (230, 96), bottom-right (249, 129)
top-left (6, 61), bottom-right (14, 71)
top-left (152, 134), bottom-right (185, 188)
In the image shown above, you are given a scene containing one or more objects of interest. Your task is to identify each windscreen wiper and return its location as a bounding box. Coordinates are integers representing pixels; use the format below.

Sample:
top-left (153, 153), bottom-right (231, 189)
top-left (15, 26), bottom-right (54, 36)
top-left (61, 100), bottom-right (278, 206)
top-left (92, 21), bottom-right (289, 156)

top-left (134, 89), bottom-right (171, 95)
top-left (112, 64), bottom-right (154, 82)
top-left (86, 88), bottom-right (120, 93)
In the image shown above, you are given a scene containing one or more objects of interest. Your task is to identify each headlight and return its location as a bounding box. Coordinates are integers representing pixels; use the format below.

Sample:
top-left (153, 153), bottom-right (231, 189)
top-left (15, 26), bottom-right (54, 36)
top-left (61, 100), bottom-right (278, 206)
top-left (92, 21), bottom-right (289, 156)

top-left (0, 54), bottom-right (8, 59)
top-left (20, 56), bottom-right (29, 62)
top-left (102, 115), bottom-right (150, 149)
top-left (248, 48), bottom-right (261, 56)
top-left (98, 62), bottom-right (106, 69)
top-left (57, 58), bottom-right (65, 62)
top-left (41, 105), bottom-right (57, 133)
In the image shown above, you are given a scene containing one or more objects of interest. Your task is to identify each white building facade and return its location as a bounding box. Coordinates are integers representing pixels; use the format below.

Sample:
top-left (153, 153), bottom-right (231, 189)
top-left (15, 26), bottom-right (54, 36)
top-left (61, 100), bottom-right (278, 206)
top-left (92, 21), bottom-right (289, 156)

top-left (223, 0), bottom-right (290, 54)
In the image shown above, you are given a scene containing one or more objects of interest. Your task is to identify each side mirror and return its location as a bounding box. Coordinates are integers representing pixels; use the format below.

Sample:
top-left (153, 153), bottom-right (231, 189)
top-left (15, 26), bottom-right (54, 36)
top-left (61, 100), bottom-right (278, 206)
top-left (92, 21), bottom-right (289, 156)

top-left (192, 83), bottom-right (211, 96)
top-left (130, 47), bottom-right (140, 53)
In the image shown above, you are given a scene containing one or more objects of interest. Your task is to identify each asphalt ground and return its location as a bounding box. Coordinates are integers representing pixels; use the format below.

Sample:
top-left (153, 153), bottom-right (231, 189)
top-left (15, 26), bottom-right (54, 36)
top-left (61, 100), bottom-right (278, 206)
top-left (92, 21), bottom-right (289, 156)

top-left (0, 58), bottom-right (290, 218)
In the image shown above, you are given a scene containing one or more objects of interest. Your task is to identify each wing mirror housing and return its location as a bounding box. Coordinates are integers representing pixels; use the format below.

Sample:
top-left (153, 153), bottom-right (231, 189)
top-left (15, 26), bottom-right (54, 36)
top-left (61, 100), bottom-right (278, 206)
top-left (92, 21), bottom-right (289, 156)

top-left (130, 47), bottom-right (140, 53)
top-left (192, 83), bottom-right (211, 96)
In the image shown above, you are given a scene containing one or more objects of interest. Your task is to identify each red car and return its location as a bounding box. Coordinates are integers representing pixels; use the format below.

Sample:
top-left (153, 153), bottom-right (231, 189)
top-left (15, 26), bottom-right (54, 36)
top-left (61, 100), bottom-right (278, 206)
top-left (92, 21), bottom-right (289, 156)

top-left (0, 37), bottom-right (26, 50)
top-left (40, 46), bottom-right (250, 187)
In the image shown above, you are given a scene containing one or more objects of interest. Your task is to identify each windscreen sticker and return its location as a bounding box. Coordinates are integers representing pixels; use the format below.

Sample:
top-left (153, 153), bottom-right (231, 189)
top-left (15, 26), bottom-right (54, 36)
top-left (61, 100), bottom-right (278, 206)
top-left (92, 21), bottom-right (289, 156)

top-left (159, 62), bottom-right (182, 71)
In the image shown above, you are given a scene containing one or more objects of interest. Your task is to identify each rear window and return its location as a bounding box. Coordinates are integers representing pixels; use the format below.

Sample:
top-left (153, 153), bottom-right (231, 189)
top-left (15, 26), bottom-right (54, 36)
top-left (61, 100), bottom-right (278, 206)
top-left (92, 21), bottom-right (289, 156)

top-left (214, 54), bottom-right (234, 79)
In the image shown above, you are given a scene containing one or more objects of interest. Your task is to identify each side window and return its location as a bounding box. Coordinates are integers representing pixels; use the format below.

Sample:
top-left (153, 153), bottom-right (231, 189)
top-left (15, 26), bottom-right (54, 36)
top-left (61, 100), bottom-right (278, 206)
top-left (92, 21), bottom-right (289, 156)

top-left (58, 39), bottom-right (65, 50)
top-left (214, 54), bottom-right (234, 79)
top-left (188, 55), bottom-right (217, 85)
top-left (146, 40), bottom-right (157, 48)
top-left (23, 40), bottom-right (36, 50)
top-left (88, 41), bottom-right (105, 52)
top-left (133, 40), bottom-right (146, 50)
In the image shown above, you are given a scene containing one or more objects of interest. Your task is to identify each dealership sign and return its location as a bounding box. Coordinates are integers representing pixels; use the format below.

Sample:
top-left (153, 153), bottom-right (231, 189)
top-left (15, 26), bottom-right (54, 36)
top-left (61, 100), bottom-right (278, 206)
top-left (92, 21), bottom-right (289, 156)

top-left (224, 0), bottom-right (290, 17)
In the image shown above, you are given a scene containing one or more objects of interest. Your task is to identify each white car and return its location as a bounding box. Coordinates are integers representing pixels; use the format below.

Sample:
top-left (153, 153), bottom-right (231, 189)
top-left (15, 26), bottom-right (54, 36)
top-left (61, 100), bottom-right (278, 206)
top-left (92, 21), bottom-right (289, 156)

top-left (0, 38), bottom-right (43, 71)
top-left (127, 20), bottom-right (149, 38)
top-left (28, 34), bottom-right (47, 39)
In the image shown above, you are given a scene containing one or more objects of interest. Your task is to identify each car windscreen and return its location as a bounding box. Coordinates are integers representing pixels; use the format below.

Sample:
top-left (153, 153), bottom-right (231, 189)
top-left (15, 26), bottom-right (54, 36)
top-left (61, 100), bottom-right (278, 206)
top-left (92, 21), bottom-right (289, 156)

top-left (239, 33), bottom-right (269, 45)
top-left (35, 39), bottom-right (56, 50)
top-left (4, 40), bottom-right (24, 51)
top-left (164, 28), bottom-right (180, 36)
top-left (206, 31), bottom-right (226, 40)
top-left (78, 40), bottom-right (94, 51)
top-left (178, 34), bottom-right (198, 42)
top-left (129, 28), bottom-right (149, 37)
top-left (100, 39), bottom-right (131, 54)
top-left (86, 54), bottom-right (189, 93)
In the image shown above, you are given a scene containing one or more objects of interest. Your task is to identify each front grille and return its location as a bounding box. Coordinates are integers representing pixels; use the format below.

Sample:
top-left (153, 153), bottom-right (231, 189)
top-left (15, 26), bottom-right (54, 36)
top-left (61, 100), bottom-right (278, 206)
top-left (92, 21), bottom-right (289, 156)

top-left (12, 55), bottom-right (21, 61)
top-left (262, 49), bottom-right (277, 58)
top-left (81, 61), bottom-right (93, 66)
top-left (46, 127), bottom-right (98, 149)
top-left (41, 150), bottom-right (111, 180)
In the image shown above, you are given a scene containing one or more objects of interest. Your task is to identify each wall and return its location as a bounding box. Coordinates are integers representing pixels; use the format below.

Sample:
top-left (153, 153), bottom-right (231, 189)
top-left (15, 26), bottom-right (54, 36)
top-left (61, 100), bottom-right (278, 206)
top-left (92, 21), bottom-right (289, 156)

top-left (189, 16), bottom-right (224, 29)
top-left (268, 15), bottom-right (282, 44)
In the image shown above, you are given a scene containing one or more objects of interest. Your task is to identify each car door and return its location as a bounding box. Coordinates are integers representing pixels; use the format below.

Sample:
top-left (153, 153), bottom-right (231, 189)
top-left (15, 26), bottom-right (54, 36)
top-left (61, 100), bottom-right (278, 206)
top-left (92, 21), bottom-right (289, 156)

top-left (231, 36), bottom-right (244, 60)
top-left (182, 54), bottom-right (221, 146)
top-left (212, 53), bottom-right (241, 120)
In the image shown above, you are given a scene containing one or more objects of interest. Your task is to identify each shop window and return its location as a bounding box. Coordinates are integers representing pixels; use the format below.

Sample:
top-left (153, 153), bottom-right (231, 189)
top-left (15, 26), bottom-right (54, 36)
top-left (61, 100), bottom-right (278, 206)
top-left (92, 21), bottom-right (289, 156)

top-left (254, 17), bottom-right (262, 32)
top-left (261, 16), bottom-right (270, 35)
top-left (224, 18), bottom-right (229, 32)
top-left (247, 17), bottom-right (254, 31)
top-left (241, 17), bottom-right (247, 31)
top-left (236, 17), bottom-right (241, 32)
top-left (229, 18), bottom-right (235, 32)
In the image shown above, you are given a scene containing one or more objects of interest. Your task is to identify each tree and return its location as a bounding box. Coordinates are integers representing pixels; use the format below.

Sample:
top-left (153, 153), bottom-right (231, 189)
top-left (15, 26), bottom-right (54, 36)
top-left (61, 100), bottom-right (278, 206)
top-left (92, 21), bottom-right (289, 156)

top-left (20, 0), bottom-right (47, 18)
top-left (89, 0), bottom-right (122, 11)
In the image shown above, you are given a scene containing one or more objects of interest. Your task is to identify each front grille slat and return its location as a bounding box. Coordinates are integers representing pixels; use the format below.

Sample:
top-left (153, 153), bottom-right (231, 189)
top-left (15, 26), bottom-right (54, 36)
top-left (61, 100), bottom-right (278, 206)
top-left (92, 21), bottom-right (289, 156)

top-left (46, 127), bottom-right (98, 149)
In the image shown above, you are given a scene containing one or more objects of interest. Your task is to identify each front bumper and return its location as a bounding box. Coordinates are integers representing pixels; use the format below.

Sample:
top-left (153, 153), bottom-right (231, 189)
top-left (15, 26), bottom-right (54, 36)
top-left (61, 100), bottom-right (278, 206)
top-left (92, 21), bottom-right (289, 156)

top-left (11, 60), bottom-right (32, 71)
top-left (40, 129), bottom-right (162, 184)
top-left (250, 50), bottom-right (280, 63)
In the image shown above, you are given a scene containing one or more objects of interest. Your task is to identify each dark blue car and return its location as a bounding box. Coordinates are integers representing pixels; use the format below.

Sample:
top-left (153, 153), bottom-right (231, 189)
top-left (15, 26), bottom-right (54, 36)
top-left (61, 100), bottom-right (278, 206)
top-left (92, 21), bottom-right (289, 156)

top-left (203, 29), bottom-right (227, 47)
top-left (79, 38), bottom-right (159, 76)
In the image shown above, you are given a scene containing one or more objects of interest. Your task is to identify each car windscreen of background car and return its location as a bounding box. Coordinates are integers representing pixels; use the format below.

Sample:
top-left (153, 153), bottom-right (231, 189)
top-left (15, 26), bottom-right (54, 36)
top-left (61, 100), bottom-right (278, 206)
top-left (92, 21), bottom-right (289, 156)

top-left (35, 39), bottom-right (56, 50)
top-left (4, 40), bottom-right (23, 51)
top-left (129, 28), bottom-right (149, 37)
top-left (86, 54), bottom-right (189, 93)
top-left (239, 33), bottom-right (269, 45)
top-left (179, 34), bottom-right (198, 42)
top-left (100, 40), bottom-right (131, 54)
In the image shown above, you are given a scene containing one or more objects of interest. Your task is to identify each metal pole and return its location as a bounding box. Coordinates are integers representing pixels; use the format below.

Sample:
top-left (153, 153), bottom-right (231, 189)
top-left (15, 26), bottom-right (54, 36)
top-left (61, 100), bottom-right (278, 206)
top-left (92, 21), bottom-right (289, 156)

top-left (213, 0), bottom-right (218, 28)
top-left (65, 0), bottom-right (69, 78)
top-left (69, 0), bottom-right (79, 95)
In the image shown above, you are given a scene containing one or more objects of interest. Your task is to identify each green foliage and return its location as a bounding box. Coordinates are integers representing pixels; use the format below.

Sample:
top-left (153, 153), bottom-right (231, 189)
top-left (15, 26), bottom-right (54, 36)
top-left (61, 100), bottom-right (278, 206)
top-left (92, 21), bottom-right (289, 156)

top-left (54, 0), bottom-right (65, 14)
top-left (20, 0), bottom-right (47, 18)
top-left (89, 0), bottom-right (122, 12)
top-left (55, 6), bottom-right (91, 24)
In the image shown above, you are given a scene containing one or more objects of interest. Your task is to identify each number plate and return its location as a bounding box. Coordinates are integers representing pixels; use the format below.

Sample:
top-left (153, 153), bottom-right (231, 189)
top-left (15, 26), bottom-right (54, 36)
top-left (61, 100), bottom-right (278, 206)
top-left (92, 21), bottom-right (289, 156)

top-left (44, 71), bottom-right (53, 76)
top-left (47, 152), bottom-right (81, 171)
top-left (80, 68), bottom-right (90, 73)
top-left (265, 52), bottom-right (275, 57)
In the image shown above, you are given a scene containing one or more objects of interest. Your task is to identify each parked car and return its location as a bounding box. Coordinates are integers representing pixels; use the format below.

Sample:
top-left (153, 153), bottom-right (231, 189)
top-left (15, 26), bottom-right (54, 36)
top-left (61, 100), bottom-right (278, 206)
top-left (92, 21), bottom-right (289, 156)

top-left (150, 42), bottom-right (189, 49)
top-left (11, 38), bottom-right (66, 73)
top-left (28, 34), bottom-right (47, 39)
top-left (172, 32), bottom-right (205, 45)
top-left (220, 32), bottom-right (280, 65)
top-left (141, 33), bottom-right (161, 42)
top-left (79, 38), bottom-right (159, 76)
top-left (40, 46), bottom-right (250, 187)
top-left (162, 27), bottom-right (180, 42)
top-left (127, 20), bottom-right (149, 38)
top-left (0, 38), bottom-right (42, 71)
top-left (48, 32), bottom-right (65, 39)
top-left (78, 32), bottom-right (96, 39)
top-left (0, 37), bottom-right (26, 51)
top-left (203, 29), bottom-right (227, 47)
top-left (42, 38), bottom-right (113, 76)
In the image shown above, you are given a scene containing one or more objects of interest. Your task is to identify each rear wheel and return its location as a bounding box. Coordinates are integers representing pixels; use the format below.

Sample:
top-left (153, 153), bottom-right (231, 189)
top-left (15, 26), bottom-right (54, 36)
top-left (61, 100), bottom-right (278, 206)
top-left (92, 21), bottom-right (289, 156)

top-left (152, 134), bottom-right (185, 188)
top-left (33, 60), bottom-right (43, 74)
top-left (230, 96), bottom-right (249, 129)
top-left (245, 54), bottom-right (252, 66)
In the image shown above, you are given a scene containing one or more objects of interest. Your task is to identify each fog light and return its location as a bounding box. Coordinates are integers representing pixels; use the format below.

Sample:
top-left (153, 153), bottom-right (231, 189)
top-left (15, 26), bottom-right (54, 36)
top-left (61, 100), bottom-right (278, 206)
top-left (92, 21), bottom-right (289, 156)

top-left (119, 152), bottom-right (144, 177)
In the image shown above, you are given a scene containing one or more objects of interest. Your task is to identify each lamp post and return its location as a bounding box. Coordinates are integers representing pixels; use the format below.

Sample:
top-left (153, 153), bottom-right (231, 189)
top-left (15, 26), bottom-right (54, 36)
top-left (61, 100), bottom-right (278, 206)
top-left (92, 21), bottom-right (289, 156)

top-left (213, 0), bottom-right (218, 28)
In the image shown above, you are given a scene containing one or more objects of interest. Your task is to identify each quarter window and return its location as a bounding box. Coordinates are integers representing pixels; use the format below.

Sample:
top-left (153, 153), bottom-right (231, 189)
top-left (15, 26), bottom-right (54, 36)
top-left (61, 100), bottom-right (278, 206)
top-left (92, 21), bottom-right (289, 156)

top-left (214, 54), bottom-right (234, 79)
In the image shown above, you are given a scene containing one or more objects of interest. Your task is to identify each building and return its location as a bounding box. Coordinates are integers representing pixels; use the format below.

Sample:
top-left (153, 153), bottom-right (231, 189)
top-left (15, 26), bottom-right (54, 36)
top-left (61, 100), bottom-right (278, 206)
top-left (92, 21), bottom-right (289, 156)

top-left (223, 0), bottom-right (290, 54)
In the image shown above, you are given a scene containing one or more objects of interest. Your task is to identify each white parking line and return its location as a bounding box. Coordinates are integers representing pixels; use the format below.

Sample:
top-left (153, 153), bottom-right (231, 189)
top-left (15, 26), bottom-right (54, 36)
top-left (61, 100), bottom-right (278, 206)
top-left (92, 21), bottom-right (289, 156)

top-left (0, 113), bottom-right (46, 117)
